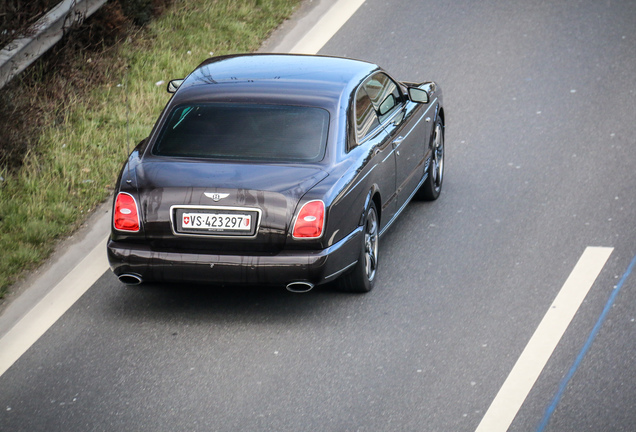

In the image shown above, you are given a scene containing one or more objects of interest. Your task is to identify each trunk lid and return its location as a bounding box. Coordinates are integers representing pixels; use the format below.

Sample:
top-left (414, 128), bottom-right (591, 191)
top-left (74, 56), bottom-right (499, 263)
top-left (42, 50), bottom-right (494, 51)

top-left (135, 159), bottom-right (328, 253)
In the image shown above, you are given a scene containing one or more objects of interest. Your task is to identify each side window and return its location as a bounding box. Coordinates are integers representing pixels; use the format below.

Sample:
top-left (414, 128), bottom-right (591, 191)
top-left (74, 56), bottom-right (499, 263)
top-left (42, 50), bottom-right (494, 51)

top-left (355, 87), bottom-right (380, 142)
top-left (365, 73), bottom-right (401, 123)
top-left (353, 72), bottom-right (403, 147)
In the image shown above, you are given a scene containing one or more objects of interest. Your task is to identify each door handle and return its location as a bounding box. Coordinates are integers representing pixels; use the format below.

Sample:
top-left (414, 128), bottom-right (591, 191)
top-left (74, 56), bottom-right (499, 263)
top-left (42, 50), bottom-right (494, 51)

top-left (392, 136), bottom-right (405, 146)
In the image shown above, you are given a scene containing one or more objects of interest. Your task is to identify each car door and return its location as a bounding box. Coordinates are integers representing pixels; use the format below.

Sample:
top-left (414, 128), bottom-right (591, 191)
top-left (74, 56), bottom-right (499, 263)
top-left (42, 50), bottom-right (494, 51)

top-left (350, 81), bottom-right (397, 225)
top-left (364, 72), bottom-right (432, 210)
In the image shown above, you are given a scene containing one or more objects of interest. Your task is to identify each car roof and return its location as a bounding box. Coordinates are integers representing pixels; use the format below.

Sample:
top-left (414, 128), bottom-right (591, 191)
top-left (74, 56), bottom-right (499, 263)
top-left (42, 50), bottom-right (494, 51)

top-left (170, 54), bottom-right (380, 109)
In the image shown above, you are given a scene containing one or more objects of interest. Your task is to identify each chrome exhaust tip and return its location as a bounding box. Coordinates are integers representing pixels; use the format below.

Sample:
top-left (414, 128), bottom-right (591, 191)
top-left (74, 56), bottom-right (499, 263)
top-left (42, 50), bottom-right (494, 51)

top-left (286, 281), bottom-right (314, 293)
top-left (118, 273), bottom-right (143, 285)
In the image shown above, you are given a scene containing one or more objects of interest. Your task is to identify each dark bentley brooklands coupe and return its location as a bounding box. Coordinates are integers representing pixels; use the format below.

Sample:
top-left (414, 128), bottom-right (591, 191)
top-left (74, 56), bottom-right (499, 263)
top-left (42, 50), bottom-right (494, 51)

top-left (107, 54), bottom-right (445, 293)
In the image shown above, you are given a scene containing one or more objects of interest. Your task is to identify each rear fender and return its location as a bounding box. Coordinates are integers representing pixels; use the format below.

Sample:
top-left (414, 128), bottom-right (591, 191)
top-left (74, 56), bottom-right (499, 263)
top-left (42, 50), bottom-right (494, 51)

top-left (360, 187), bottom-right (380, 226)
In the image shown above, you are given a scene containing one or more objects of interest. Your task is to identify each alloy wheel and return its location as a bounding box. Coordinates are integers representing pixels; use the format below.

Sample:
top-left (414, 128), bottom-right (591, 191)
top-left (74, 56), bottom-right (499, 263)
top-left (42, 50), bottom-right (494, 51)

top-left (431, 123), bottom-right (444, 190)
top-left (364, 207), bottom-right (379, 281)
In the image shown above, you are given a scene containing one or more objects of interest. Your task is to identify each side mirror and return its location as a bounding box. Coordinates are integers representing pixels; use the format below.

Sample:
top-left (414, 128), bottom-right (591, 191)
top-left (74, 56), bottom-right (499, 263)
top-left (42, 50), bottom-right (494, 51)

top-left (167, 79), bottom-right (184, 93)
top-left (407, 82), bottom-right (437, 104)
top-left (407, 88), bottom-right (429, 104)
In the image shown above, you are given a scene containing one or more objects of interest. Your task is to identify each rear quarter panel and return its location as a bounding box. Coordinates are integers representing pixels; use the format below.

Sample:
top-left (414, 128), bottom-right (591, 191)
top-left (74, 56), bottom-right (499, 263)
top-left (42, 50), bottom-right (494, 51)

top-left (314, 129), bottom-right (396, 248)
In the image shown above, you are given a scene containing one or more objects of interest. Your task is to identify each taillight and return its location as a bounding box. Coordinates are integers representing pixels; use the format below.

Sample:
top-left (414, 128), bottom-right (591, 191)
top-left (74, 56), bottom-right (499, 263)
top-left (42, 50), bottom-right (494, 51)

top-left (292, 200), bottom-right (325, 238)
top-left (114, 192), bottom-right (140, 232)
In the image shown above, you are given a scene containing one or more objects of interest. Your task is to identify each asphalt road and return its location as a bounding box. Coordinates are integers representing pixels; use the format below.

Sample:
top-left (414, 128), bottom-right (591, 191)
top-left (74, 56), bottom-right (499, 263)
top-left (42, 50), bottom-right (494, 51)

top-left (1, 0), bottom-right (635, 431)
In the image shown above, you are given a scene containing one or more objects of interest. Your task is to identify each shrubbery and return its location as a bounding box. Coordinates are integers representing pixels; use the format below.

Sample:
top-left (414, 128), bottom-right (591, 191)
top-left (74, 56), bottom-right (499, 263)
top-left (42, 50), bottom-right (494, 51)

top-left (0, 0), bottom-right (172, 49)
top-left (0, 0), bottom-right (55, 48)
top-left (0, 0), bottom-right (172, 169)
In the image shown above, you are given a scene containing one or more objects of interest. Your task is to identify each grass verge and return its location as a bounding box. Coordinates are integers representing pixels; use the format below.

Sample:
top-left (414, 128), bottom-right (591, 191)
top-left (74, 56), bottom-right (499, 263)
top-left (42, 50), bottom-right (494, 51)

top-left (0, 0), bottom-right (301, 298)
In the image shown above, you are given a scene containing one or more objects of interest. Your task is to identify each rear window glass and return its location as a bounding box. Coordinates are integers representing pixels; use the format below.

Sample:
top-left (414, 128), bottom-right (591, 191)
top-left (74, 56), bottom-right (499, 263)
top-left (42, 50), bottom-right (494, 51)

top-left (152, 104), bottom-right (329, 162)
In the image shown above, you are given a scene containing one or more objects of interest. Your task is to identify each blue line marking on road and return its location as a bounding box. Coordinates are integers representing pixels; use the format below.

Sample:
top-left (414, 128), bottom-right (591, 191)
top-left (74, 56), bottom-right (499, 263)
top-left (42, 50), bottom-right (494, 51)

top-left (536, 252), bottom-right (636, 431)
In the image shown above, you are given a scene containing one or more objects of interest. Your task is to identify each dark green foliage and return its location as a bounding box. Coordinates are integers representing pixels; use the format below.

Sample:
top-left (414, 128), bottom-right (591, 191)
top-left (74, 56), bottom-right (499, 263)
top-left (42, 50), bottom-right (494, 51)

top-left (117, 0), bottom-right (170, 26)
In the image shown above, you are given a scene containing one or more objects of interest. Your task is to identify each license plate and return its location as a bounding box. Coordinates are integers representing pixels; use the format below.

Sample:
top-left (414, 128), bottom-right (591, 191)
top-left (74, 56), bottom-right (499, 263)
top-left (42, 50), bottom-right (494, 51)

top-left (182, 212), bottom-right (252, 231)
top-left (172, 206), bottom-right (260, 237)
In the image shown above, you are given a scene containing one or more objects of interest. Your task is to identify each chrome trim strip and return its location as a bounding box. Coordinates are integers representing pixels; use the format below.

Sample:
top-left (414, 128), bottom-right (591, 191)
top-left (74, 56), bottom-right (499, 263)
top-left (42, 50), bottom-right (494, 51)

top-left (358, 120), bottom-right (387, 145)
top-left (380, 104), bottom-right (407, 128)
top-left (325, 260), bottom-right (358, 280)
top-left (357, 99), bottom-right (438, 190)
top-left (378, 99), bottom-right (438, 237)
top-left (382, 148), bottom-right (396, 163)
top-left (379, 172), bottom-right (428, 237)
top-left (169, 205), bottom-right (262, 238)
top-left (399, 97), bottom-right (438, 142)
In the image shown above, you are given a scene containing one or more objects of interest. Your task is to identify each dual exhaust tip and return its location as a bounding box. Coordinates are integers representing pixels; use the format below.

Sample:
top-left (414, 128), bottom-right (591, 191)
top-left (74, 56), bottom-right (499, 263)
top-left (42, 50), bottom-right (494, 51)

top-left (285, 281), bottom-right (314, 293)
top-left (119, 273), bottom-right (314, 293)
top-left (118, 273), bottom-right (143, 285)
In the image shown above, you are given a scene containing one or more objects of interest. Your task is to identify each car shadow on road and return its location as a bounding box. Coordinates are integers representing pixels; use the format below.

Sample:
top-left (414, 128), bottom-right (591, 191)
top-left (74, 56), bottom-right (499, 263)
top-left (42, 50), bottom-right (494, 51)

top-left (99, 270), bottom-right (369, 327)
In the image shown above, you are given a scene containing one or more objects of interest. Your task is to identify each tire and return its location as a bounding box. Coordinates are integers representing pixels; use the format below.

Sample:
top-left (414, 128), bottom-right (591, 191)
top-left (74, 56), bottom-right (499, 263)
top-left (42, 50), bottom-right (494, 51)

top-left (416, 119), bottom-right (444, 201)
top-left (338, 202), bottom-right (379, 293)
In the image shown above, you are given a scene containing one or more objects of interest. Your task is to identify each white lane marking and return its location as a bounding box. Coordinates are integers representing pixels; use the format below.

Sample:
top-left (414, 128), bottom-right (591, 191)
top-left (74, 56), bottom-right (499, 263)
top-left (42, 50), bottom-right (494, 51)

top-left (0, 237), bottom-right (109, 378)
top-left (290, 0), bottom-right (365, 54)
top-left (475, 246), bottom-right (614, 432)
top-left (0, 0), bottom-right (365, 379)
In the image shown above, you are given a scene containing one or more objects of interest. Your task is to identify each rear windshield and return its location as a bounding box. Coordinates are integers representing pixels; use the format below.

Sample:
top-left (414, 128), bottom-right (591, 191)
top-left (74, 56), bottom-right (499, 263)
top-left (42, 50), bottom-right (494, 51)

top-left (152, 103), bottom-right (329, 162)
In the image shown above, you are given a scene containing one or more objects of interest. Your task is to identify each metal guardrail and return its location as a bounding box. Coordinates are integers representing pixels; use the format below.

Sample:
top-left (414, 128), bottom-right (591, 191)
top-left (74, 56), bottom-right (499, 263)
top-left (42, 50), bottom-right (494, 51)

top-left (0, 0), bottom-right (108, 89)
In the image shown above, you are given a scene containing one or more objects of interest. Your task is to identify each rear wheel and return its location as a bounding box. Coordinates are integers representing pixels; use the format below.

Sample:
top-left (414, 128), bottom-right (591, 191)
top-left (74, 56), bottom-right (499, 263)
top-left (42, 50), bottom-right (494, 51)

top-left (338, 202), bottom-right (379, 293)
top-left (416, 120), bottom-right (444, 200)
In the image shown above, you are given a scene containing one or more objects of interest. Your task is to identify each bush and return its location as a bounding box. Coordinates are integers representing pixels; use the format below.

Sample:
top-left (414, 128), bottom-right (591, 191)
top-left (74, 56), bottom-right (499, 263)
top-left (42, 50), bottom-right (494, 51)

top-left (118, 0), bottom-right (168, 26)
top-left (0, 0), bottom-right (173, 170)
top-left (0, 0), bottom-right (54, 47)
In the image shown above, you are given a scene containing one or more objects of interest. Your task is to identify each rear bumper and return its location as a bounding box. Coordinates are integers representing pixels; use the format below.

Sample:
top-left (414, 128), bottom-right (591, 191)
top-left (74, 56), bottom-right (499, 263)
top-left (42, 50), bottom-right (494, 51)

top-left (107, 227), bottom-right (362, 287)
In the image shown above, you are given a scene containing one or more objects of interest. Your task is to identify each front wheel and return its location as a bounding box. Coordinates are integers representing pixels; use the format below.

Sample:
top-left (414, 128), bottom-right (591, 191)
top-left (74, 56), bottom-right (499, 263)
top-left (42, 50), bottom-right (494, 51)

top-left (338, 202), bottom-right (379, 293)
top-left (415, 120), bottom-right (444, 201)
